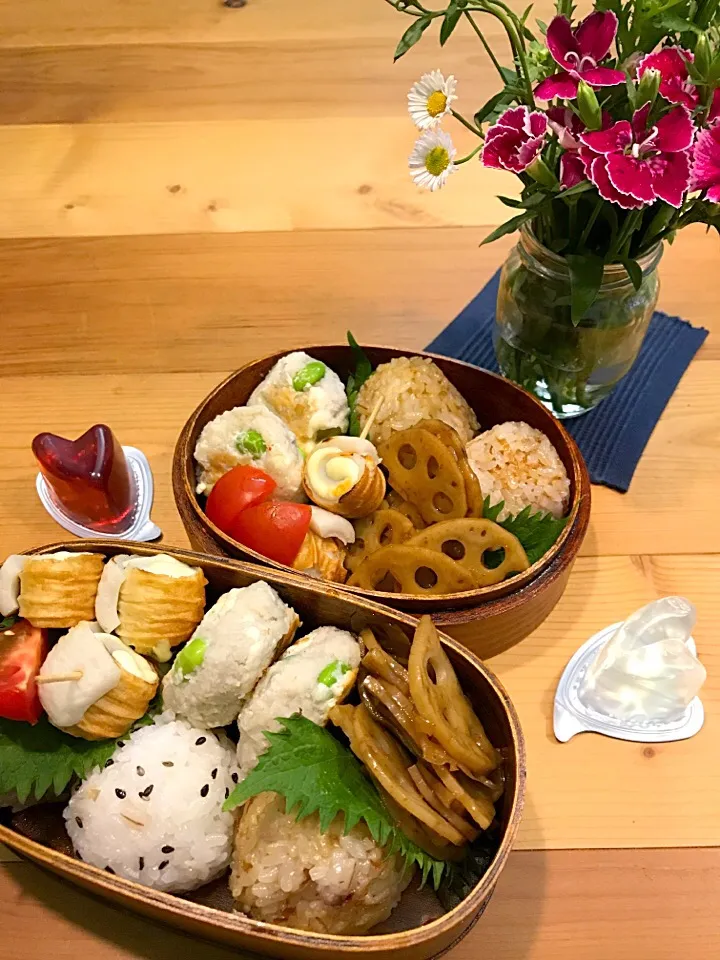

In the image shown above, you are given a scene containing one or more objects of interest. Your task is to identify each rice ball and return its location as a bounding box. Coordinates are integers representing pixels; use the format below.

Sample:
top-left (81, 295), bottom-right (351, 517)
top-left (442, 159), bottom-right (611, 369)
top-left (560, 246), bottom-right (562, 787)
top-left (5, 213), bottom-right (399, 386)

top-left (230, 792), bottom-right (410, 934)
top-left (248, 352), bottom-right (349, 450)
top-left (466, 421), bottom-right (570, 520)
top-left (355, 357), bottom-right (479, 448)
top-left (194, 404), bottom-right (304, 499)
top-left (64, 718), bottom-right (238, 893)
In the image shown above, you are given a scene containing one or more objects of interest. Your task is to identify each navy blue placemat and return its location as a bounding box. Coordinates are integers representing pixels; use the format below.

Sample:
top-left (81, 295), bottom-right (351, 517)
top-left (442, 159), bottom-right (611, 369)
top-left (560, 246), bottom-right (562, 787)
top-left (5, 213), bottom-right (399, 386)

top-left (426, 271), bottom-right (708, 492)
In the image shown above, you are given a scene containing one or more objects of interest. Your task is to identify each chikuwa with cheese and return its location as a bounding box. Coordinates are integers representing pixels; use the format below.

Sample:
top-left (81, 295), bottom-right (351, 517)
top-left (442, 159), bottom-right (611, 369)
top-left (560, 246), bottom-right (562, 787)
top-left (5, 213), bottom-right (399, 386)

top-left (303, 437), bottom-right (386, 519)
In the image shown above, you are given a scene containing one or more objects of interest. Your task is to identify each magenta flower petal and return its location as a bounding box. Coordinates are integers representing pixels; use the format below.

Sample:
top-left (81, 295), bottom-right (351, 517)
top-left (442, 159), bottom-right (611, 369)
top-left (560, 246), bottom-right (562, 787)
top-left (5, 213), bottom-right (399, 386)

top-left (546, 16), bottom-right (577, 69)
top-left (709, 89), bottom-right (720, 124)
top-left (651, 150), bottom-right (691, 207)
top-left (535, 72), bottom-right (579, 101)
top-left (575, 11), bottom-right (619, 63)
top-left (581, 120), bottom-right (632, 155)
top-left (632, 103), bottom-right (652, 139)
top-left (606, 153), bottom-right (655, 202)
top-left (579, 66), bottom-right (626, 88)
top-left (589, 156), bottom-right (644, 209)
top-left (690, 125), bottom-right (720, 195)
top-left (560, 152), bottom-right (586, 189)
top-left (638, 47), bottom-right (699, 110)
top-left (654, 105), bottom-right (695, 153)
top-left (482, 106), bottom-right (549, 174)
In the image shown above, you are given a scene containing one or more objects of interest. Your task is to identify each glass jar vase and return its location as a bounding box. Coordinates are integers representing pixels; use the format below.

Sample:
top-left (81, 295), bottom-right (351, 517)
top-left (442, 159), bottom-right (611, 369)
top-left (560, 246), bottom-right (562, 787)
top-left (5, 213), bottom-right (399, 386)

top-left (494, 226), bottom-right (663, 418)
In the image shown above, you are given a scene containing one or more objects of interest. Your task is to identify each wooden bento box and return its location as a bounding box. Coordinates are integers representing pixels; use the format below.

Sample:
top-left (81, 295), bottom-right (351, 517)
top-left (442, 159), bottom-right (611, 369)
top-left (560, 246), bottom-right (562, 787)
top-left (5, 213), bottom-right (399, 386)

top-left (0, 540), bottom-right (525, 960)
top-left (174, 346), bottom-right (591, 659)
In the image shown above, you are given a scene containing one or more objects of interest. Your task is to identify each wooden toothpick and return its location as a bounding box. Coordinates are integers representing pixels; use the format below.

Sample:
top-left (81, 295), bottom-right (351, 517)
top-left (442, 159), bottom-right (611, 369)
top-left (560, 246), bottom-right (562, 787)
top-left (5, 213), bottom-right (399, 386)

top-left (360, 396), bottom-right (384, 442)
top-left (36, 670), bottom-right (84, 684)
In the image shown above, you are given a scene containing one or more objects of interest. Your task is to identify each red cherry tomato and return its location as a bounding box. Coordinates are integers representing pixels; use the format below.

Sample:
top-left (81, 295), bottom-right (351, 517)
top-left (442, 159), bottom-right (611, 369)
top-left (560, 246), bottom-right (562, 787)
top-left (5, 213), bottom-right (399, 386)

top-left (205, 466), bottom-right (277, 535)
top-left (229, 501), bottom-right (312, 566)
top-left (0, 619), bottom-right (48, 724)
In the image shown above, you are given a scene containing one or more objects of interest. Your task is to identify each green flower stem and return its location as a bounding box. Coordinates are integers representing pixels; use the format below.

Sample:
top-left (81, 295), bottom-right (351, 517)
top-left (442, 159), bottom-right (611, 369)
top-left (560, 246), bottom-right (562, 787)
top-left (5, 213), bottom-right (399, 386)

top-left (577, 197), bottom-right (603, 250)
top-left (476, 2), bottom-right (535, 107)
top-left (463, 11), bottom-right (506, 83)
top-left (451, 108), bottom-right (485, 138)
top-left (455, 143), bottom-right (484, 164)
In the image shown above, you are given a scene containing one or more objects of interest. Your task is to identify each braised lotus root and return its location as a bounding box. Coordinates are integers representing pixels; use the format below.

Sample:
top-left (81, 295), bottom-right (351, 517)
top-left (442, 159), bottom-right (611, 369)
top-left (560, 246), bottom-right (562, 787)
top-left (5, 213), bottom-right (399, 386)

top-left (407, 518), bottom-right (529, 587)
top-left (379, 426), bottom-right (468, 525)
top-left (359, 674), bottom-right (454, 768)
top-left (345, 509), bottom-right (416, 575)
top-left (434, 765), bottom-right (496, 830)
top-left (292, 529), bottom-right (348, 583)
top-left (378, 787), bottom-right (468, 862)
top-left (360, 627), bottom-right (410, 694)
top-left (348, 545), bottom-right (475, 596)
top-left (383, 492), bottom-right (427, 530)
top-left (409, 616), bottom-right (499, 777)
top-left (329, 703), bottom-right (468, 847)
top-left (407, 765), bottom-right (479, 843)
top-left (418, 420), bottom-right (484, 519)
top-left (303, 437), bottom-right (386, 519)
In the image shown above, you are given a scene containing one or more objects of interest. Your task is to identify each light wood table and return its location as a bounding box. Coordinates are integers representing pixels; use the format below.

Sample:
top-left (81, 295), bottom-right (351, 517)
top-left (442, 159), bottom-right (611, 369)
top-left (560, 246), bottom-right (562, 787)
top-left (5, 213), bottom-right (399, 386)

top-left (0, 1), bottom-right (718, 957)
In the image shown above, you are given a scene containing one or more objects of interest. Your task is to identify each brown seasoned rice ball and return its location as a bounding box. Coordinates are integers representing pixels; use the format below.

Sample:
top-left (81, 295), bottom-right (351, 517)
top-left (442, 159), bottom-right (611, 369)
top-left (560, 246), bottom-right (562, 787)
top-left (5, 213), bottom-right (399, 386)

top-left (466, 421), bottom-right (570, 520)
top-left (355, 357), bottom-right (479, 447)
top-left (230, 792), bottom-right (410, 934)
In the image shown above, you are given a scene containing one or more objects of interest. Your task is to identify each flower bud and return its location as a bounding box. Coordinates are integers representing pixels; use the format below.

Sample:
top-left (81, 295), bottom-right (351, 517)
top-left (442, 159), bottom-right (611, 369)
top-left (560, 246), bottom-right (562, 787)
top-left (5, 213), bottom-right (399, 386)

top-left (695, 34), bottom-right (711, 79)
top-left (636, 67), bottom-right (661, 109)
top-left (577, 80), bottom-right (602, 131)
top-left (527, 156), bottom-right (559, 189)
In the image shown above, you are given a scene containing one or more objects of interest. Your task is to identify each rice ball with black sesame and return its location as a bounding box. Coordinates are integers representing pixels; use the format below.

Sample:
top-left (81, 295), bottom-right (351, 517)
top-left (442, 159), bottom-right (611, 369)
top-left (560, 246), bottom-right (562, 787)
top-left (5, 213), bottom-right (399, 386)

top-left (64, 717), bottom-right (238, 893)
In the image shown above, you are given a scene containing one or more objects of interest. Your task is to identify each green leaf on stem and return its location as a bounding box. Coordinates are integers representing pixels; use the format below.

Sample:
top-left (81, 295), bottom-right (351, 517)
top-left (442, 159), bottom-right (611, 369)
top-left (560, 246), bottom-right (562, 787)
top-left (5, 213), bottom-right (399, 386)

top-left (560, 181), bottom-right (594, 201)
top-left (480, 212), bottom-right (536, 245)
top-left (474, 89), bottom-right (513, 126)
top-left (654, 14), bottom-right (702, 37)
top-left (440, 3), bottom-right (462, 45)
top-left (621, 258), bottom-right (643, 291)
top-left (394, 16), bottom-right (432, 61)
top-left (567, 253), bottom-right (605, 325)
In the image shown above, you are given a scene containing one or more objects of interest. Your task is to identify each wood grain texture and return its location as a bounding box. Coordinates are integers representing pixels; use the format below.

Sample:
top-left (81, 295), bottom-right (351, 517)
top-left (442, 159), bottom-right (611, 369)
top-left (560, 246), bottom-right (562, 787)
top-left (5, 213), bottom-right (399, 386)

top-left (2, 848), bottom-right (720, 960)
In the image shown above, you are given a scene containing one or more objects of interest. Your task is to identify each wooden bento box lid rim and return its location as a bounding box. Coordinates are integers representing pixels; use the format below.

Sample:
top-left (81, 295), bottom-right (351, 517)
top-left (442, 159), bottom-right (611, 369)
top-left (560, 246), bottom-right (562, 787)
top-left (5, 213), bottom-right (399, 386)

top-left (173, 343), bottom-right (591, 610)
top-left (0, 538), bottom-right (526, 956)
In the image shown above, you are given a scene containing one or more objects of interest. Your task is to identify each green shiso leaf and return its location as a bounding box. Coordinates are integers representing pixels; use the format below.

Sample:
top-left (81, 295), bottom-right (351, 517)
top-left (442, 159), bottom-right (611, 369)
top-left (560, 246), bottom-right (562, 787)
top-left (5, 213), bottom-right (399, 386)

top-left (0, 696), bottom-right (162, 803)
top-left (483, 495), bottom-right (568, 565)
top-left (223, 715), bottom-right (448, 887)
top-left (345, 331), bottom-right (374, 437)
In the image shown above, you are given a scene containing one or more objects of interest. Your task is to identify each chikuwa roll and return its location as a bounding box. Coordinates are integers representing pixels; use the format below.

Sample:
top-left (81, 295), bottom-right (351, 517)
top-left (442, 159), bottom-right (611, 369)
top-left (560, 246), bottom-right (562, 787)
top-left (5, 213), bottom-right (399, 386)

top-left (303, 437), bottom-right (386, 519)
top-left (248, 351), bottom-right (349, 450)
top-left (162, 581), bottom-right (300, 729)
top-left (236, 626), bottom-right (361, 778)
top-left (38, 621), bottom-right (158, 741)
top-left (95, 554), bottom-right (207, 662)
top-left (194, 404), bottom-right (304, 500)
top-left (0, 551), bottom-right (105, 629)
top-left (291, 508), bottom-right (356, 583)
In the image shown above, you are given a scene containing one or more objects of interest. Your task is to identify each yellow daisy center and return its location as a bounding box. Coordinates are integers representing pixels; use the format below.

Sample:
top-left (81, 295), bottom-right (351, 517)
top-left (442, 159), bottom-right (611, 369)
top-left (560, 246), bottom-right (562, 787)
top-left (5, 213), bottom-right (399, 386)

top-left (426, 90), bottom-right (448, 117)
top-left (425, 146), bottom-right (450, 177)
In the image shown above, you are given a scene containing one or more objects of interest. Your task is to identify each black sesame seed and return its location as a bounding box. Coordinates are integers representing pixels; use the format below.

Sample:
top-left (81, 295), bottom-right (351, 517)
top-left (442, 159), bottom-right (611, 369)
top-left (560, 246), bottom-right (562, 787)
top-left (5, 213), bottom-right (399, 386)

top-left (136, 766), bottom-right (145, 777)
top-left (139, 784), bottom-right (154, 799)
top-left (200, 784), bottom-right (209, 798)
top-left (162, 760), bottom-right (174, 767)
top-left (105, 759), bottom-right (114, 768)
top-left (75, 817), bottom-right (83, 828)
top-left (211, 768), bottom-right (218, 780)
top-left (115, 788), bottom-right (126, 799)
top-left (195, 737), bottom-right (206, 746)
top-left (161, 845), bottom-right (174, 854)
top-left (224, 787), bottom-right (230, 799)
top-left (139, 857), bottom-right (145, 870)
top-left (105, 866), bottom-right (115, 875)
top-left (231, 773), bottom-right (238, 784)
top-left (117, 741), bottom-right (125, 748)
top-left (158, 860), bottom-right (169, 870)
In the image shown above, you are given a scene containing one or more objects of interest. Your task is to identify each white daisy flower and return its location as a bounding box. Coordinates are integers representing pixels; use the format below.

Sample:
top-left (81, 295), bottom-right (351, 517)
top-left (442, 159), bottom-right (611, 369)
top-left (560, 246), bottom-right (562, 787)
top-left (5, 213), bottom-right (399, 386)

top-left (408, 129), bottom-right (457, 192)
top-left (407, 70), bottom-right (457, 129)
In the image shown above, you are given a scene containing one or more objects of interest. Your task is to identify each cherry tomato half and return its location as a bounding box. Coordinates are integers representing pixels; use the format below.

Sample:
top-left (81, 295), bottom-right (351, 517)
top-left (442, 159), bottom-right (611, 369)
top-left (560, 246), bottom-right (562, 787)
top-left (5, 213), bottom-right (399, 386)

top-left (205, 465), bottom-right (277, 535)
top-left (229, 501), bottom-right (312, 567)
top-left (0, 619), bottom-right (48, 724)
